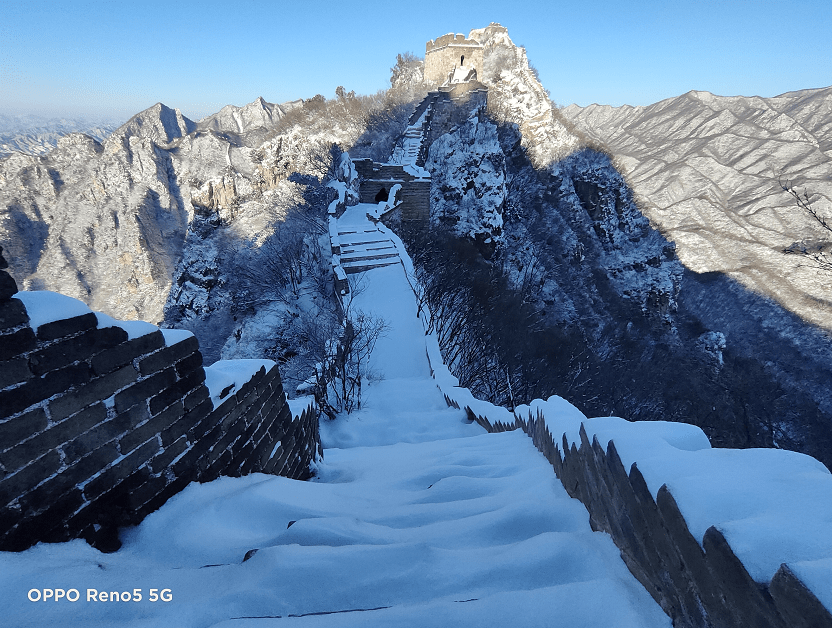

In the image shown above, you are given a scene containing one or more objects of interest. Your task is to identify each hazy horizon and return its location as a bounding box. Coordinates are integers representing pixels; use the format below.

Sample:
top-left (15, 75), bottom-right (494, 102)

top-left (2, 0), bottom-right (831, 123)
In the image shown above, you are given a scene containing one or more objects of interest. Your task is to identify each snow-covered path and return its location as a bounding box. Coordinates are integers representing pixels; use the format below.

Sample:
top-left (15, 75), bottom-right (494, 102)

top-left (0, 206), bottom-right (670, 627)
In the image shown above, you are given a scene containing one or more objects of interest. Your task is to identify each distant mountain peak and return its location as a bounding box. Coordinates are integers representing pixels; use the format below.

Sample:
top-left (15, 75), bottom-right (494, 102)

top-left (115, 102), bottom-right (196, 144)
top-left (197, 96), bottom-right (287, 135)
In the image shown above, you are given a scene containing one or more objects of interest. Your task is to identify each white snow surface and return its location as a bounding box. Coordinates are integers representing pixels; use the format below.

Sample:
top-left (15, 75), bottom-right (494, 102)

top-left (14, 290), bottom-right (159, 339)
top-left (13, 290), bottom-right (95, 331)
top-left (0, 205), bottom-right (671, 627)
top-left (160, 328), bottom-right (195, 346)
top-left (287, 396), bottom-right (315, 421)
top-left (203, 359), bottom-right (276, 409)
top-left (95, 313), bottom-right (158, 340)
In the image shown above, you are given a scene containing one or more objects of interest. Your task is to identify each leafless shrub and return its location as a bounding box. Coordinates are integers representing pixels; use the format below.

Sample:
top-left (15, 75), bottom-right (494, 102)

top-left (781, 178), bottom-right (832, 273)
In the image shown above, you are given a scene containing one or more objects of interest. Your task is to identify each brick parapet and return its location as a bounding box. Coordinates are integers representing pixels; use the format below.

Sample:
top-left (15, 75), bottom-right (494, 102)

top-left (0, 282), bottom-right (321, 552)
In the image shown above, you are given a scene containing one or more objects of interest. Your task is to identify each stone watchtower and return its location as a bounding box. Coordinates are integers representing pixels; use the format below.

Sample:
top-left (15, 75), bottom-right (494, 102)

top-left (424, 33), bottom-right (483, 86)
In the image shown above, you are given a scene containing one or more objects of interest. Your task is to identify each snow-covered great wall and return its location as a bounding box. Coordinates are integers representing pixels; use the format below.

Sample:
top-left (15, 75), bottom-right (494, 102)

top-left (0, 246), bottom-right (320, 552)
top-left (364, 213), bottom-right (832, 628)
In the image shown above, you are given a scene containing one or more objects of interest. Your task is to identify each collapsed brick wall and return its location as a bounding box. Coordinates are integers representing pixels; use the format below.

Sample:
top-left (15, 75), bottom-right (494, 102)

top-left (0, 247), bottom-right (321, 552)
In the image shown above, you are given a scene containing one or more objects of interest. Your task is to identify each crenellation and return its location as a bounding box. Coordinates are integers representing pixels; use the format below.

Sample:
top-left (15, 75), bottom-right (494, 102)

top-left (424, 32), bottom-right (483, 86)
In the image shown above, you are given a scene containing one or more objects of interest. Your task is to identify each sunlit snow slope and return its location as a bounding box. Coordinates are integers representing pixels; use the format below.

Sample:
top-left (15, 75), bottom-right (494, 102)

top-left (562, 87), bottom-right (832, 329)
top-left (0, 204), bottom-right (669, 627)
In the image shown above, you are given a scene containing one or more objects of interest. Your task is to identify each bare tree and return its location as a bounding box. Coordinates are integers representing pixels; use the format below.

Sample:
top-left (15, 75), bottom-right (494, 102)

top-left (302, 275), bottom-right (389, 418)
top-left (782, 179), bottom-right (832, 273)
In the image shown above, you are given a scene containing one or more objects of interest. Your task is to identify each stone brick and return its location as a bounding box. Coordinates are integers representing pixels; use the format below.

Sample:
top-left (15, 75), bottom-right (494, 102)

top-left (160, 406), bottom-right (204, 449)
top-left (260, 394), bottom-right (286, 431)
top-left (183, 422), bottom-right (216, 461)
top-left (172, 442), bottom-right (207, 479)
top-left (220, 395), bottom-right (248, 429)
top-left (249, 413), bottom-right (273, 451)
top-left (0, 408), bottom-right (48, 452)
top-left (212, 392), bottom-right (237, 418)
top-left (206, 418), bottom-right (247, 468)
top-left (0, 327), bottom-right (37, 361)
top-left (137, 336), bottom-right (199, 377)
top-left (21, 488), bottom-right (84, 544)
top-left (149, 435), bottom-right (189, 475)
top-left (702, 526), bottom-right (785, 628)
top-left (128, 475), bottom-right (169, 511)
top-left (113, 367), bottom-right (175, 414)
top-left (0, 505), bottom-right (20, 539)
top-left (187, 400), bottom-right (221, 442)
top-left (770, 564), bottom-right (832, 628)
top-left (0, 356), bottom-right (33, 390)
top-left (149, 367), bottom-right (205, 416)
top-left (120, 400), bottom-right (183, 453)
top-left (230, 439), bottom-right (257, 474)
top-left (62, 412), bottom-right (133, 465)
top-left (0, 299), bottom-right (29, 331)
top-left (0, 450), bottom-right (61, 508)
top-left (656, 485), bottom-right (731, 627)
top-left (234, 366), bottom-right (266, 400)
top-left (17, 444), bottom-right (119, 517)
top-left (174, 350), bottom-right (203, 378)
top-left (0, 403), bottom-right (106, 472)
top-left (83, 440), bottom-right (159, 502)
top-left (49, 364), bottom-right (136, 421)
top-left (183, 384), bottom-right (209, 411)
top-left (235, 384), bottom-right (267, 420)
top-left (139, 475), bottom-right (189, 516)
top-left (36, 312), bottom-right (97, 342)
top-left (90, 331), bottom-right (165, 376)
top-left (0, 362), bottom-right (91, 420)
top-left (212, 448), bottom-right (235, 477)
top-left (28, 326), bottom-right (127, 377)
top-left (270, 433), bottom-right (296, 474)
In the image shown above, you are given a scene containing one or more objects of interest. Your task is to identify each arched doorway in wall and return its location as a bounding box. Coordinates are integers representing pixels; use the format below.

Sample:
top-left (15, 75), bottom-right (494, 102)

top-left (374, 187), bottom-right (388, 203)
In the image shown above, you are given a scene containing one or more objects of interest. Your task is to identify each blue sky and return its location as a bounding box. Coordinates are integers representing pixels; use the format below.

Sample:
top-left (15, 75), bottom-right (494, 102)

top-left (1, 0), bottom-right (830, 122)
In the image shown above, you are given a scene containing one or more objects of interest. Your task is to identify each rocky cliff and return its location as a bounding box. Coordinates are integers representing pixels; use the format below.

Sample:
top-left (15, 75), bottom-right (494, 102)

top-left (562, 88), bottom-right (832, 330)
top-left (0, 95), bottom-right (361, 329)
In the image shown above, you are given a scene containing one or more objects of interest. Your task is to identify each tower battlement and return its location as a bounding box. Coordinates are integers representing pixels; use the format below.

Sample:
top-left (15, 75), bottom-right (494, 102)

top-left (424, 32), bottom-right (483, 85)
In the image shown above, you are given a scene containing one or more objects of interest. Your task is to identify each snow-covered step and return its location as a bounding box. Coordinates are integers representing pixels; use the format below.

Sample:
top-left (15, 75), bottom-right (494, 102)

top-left (341, 259), bottom-right (401, 274)
top-left (341, 247), bottom-right (398, 259)
top-left (341, 253), bottom-right (399, 267)
top-left (338, 233), bottom-right (391, 243)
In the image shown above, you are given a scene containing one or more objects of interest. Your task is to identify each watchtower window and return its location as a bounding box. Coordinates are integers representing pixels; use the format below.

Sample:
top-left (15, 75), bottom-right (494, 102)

top-left (460, 55), bottom-right (465, 66)
top-left (374, 187), bottom-right (389, 203)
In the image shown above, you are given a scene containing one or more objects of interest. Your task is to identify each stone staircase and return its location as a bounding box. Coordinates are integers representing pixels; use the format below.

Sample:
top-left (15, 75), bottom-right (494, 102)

top-left (337, 222), bottom-right (400, 274)
top-left (401, 125), bottom-right (423, 163)
top-left (396, 92), bottom-right (442, 168)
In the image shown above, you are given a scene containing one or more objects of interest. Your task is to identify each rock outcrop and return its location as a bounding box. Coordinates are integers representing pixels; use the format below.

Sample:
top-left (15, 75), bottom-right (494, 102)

top-left (562, 87), bottom-right (832, 330)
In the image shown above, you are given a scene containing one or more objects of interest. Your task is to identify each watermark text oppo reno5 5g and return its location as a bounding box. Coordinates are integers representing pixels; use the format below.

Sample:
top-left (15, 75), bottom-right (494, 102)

top-left (27, 588), bottom-right (173, 602)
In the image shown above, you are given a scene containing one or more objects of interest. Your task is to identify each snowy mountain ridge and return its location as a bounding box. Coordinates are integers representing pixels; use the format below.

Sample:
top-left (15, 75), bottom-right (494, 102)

top-left (562, 86), bottom-right (832, 331)
top-left (0, 115), bottom-right (119, 157)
